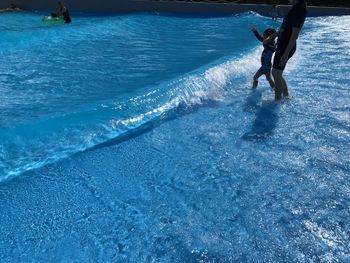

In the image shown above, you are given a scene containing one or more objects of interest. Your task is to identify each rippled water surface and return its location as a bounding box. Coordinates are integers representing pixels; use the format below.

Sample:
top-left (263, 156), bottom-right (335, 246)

top-left (0, 11), bottom-right (269, 179)
top-left (0, 11), bottom-right (349, 262)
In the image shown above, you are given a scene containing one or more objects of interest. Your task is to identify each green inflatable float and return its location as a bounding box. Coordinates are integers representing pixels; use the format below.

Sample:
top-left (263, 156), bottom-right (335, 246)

top-left (42, 16), bottom-right (65, 25)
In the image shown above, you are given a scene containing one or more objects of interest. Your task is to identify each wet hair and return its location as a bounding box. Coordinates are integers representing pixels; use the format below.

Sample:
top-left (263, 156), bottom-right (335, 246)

top-left (263, 28), bottom-right (276, 37)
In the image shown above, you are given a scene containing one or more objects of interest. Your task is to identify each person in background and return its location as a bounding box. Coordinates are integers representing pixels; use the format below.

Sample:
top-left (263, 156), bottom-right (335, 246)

top-left (271, 0), bottom-right (279, 21)
top-left (269, 0), bottom-right (307, 100)
top-left (56, 1), bottom-right (71, 23)
top-left (58, 1), bottom-right (71, 23)
top-left (251, 27), bottom-right (277, 90)
top-left (0, 4), bottom-right (21, 12)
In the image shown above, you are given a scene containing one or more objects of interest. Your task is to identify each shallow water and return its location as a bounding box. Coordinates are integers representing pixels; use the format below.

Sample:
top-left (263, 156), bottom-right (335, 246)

top-left (0, 11), bottom-right (349, 262)
top-left (0, 11), bottom-right (273, 180)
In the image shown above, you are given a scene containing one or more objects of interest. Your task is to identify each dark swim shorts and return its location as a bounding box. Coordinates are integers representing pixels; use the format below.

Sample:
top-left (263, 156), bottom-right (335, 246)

top-left (273, 44), bottom-right (296, 71)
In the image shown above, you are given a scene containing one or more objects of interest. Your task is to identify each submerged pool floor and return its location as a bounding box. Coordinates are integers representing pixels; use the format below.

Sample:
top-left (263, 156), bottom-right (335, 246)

top-left (0, 13), bottom-right (350, 262)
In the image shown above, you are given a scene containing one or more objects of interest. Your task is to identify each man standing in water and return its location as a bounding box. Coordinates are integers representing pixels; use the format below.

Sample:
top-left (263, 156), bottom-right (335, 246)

top-left (271, 0), bottom-right (307, 100)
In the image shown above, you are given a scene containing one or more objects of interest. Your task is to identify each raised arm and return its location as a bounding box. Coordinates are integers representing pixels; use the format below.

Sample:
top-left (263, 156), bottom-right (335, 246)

top-left (251, 27), bottom-right (263, 42)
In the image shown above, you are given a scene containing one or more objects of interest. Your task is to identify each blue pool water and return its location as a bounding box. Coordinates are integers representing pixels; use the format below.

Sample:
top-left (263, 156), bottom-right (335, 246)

top-left (0, 11), bottom-right (268, 180)
top-left (0, 11), bottom-right (350, 262)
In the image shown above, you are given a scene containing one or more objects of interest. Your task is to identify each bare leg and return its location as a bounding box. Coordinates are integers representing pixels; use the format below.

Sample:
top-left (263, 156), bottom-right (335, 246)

top-left (265, 72), bottom-right (275, 89)
top-left (253, 71), bottom-right (263, 88)
top-left (281, 77), bottom-right (289, 97)
top-left (272, 68), bottom-right (285, 100)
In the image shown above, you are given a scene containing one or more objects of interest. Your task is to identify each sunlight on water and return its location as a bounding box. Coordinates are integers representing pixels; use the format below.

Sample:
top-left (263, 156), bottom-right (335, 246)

top-left (0, 11), bottom-right (349, 262)
top-left (0, 12), bottom-right (266, 180)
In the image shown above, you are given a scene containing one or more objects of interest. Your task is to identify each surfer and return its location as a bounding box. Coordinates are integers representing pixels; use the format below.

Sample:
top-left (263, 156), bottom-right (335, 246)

top-left (251, 27), bottom-right (277, 90)
top-left (270, 0), bottom-right (307, 100)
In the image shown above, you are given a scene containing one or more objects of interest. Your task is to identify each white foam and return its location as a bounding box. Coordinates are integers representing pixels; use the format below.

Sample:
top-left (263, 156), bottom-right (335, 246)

top-left (173, 47), bottom-right (261, 106)
top-left (0, 47), bottom-right (263, 182)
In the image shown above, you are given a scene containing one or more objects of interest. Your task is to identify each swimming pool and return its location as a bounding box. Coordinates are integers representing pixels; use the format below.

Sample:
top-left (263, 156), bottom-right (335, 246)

top-left (0, 11), bottom-right (349, 262)
top-left (0, 11), bottom-right (267, 180)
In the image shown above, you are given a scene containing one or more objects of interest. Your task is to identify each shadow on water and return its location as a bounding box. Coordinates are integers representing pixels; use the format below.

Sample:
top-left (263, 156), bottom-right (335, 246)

top-left (242, 89), bottom-right (279, 142)
top-left (88, 99), bottom-right (222, 152)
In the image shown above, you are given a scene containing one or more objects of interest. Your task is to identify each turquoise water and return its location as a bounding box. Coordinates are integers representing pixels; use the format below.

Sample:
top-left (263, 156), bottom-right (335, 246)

top-left (0, 11), bottom-right (350, 262)
top-left (0, 11), bottom-right (270, 180)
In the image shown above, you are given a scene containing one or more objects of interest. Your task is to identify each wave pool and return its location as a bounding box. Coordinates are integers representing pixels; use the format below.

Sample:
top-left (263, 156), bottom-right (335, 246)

top-left (0, 11), bottom-right (349, 262)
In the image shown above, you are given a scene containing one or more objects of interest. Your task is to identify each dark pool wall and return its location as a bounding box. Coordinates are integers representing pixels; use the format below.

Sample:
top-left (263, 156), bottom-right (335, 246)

top-left (1, 0), bottom-right (350, 16)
